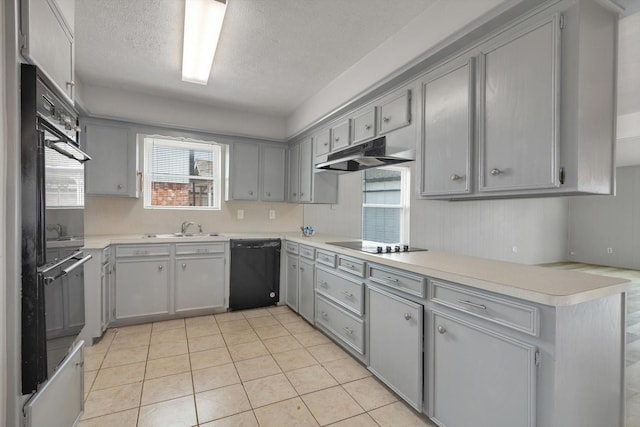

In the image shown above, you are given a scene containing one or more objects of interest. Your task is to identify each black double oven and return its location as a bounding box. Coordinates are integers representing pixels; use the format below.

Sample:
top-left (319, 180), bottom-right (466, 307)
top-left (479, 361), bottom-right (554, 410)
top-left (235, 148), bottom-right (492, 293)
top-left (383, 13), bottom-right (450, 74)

top-left (20, 64), bottom-right (92, 394)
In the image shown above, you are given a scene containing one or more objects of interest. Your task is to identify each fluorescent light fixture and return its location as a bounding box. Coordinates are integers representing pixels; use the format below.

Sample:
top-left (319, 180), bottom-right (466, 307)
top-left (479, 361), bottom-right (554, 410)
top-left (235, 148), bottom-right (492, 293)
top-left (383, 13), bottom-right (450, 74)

top-left (182, 0), bottom-right (227, 85)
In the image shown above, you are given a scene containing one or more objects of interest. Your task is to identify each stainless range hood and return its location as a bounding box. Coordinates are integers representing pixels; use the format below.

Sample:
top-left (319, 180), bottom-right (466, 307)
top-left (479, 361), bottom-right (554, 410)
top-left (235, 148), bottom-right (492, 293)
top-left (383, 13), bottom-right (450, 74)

top-left (315, 136), bottom-right (414, 172)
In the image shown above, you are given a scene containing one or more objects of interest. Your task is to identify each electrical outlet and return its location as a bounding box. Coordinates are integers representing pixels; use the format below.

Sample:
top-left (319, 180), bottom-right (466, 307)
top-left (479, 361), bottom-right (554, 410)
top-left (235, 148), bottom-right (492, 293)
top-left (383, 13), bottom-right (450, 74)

top-left (512, 246), bottom-right (518, 254)
top-left (269, 209), bottom-right (276, 220)
top-left (237, 209), bottom-right (244, 220)
top-left (607, 247), bottom-right (613, 254)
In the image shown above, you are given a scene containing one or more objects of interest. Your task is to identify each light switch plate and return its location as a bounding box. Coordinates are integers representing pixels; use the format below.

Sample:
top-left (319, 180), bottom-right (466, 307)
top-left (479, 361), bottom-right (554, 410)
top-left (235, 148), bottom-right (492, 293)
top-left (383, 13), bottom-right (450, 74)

top-left (237, 209), bottom-right (244, 220)
top-left (269, 209), bottom-right (276, 220)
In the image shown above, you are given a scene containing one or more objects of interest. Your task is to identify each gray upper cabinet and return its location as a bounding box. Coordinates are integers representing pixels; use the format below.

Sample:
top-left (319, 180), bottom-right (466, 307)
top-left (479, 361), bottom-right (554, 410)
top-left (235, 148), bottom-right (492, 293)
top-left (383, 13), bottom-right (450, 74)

top-left (228, 143), bottom-right (260, 201)
top-left (478, 16), bottom-right (560, 193)
top-left (288, 144), bottom-right (301, 202)
top-left (299, 138), bottom-right (313, 203)
top-left (331, 120), bottom-right (351, 151)
top-left (378, 90), bottom-right (411, 135)
top-left (288, 138), bottom-right (338, 204)
top-left (420, 59), bottom-right (474, 196)
top-left (21, 0), bottom-right (75, 101)
top-left (352, 107), bottom-right (376, 144)
top-left (314, 129), bottom-right (331, 157)
top-left (84, 120), bottom-right (139, 198)
top-left (260, 145), bottom-right (286, 202)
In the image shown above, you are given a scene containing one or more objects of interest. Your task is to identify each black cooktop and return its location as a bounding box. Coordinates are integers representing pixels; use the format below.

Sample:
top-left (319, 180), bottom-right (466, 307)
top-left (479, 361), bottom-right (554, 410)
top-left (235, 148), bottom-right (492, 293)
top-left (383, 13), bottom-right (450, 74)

top-left (328, 241), bottom-right (428, 254)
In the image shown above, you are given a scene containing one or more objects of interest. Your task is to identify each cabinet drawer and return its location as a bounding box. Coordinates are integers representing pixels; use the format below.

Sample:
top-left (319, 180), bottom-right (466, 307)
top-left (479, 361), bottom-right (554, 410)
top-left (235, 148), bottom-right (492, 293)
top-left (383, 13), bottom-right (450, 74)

top-left (315, 250), bottom-right (336, 268)
top-left (314, 129), bottom-right (331, 156)
top-left (285, 241), bottom-right (299, 255)
top-left (316, 268), bottom-right (364, 315)
top-left (352, 108), bottom-right (376, 144)
top-left (116, 244), bottom-right (170, 258)
top-left (378, 90), bottom-right (411, 135)
top-left (331, 120), bottom-right (350, 151)
top-left (431, 280), bottom-right (539, 336)
top-left (175, 242), bottom-right (225, 255)
top-left (337, 256), bottom-right (366, 277)
top-left (368, 264), bottom-right (425, 298)
top-left (299, 244), bottom-right (315, 260)
top-left (316, 295), bottom-right (364, 354)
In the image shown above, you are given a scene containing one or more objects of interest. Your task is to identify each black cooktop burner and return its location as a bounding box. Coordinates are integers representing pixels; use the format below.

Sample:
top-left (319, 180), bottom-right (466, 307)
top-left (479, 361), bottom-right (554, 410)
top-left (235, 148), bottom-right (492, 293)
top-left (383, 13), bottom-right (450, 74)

top-left (327, 241), bottom-right (428, 254)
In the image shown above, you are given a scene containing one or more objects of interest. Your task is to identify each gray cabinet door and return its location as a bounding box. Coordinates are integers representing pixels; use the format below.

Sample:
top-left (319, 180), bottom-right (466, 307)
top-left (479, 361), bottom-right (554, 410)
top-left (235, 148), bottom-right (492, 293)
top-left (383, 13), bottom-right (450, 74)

top-left (175, 256), bottom-right (225, 312)
top-left (331, 120), bottom-right (351, 151)
top-left (299, 138), bottom-right (313, 203)
top-left (298, 259), bottom-right (315, 323)
top-left (378, 90), bottom-right (411, 135)
top-left (314, 129), bottom-right (331, 156)
top-left (352, 107), bottom-right (376, 144)
top-left (369, 286), bottom-right (423, 410)
top-left (260, 145), bottom-right (286, 202)
top-left (289, 144), bottom-right (300, 202)
top-left (285, 254), bottom-right (299, 311)
top-left (421, 59), bottom-right (473, 196)
top-left (230, 143), bottom-right (260, 201)
top-left (115, 259), bottom-right (169, 318)
top-left (84, 122), bottom-right (138, 197)
top-left (478, 16), bottom-right (560, 192)
top-left (431, 311), bottom-right (536, 427)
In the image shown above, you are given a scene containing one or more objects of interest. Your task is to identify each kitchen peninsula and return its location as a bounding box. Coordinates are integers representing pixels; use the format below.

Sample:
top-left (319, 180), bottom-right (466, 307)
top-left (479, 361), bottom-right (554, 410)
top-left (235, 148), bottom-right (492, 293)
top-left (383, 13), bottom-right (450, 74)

top-left (82, 232), bottom-right (629, 427)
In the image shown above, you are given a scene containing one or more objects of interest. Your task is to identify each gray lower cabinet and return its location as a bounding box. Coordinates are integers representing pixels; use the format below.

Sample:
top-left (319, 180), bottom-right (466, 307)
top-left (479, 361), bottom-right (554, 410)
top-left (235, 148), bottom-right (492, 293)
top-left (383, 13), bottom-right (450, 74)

top-left (115, 254), bottom-right (170, 319)
top-left (298, 258), bottom-right (315, 323)
top-left (285, 253), bottom-right (299, 311)
top-left (368, 285), bottom-right (423, 411)
top-left (175, 255), bottom-right (225, 312)
top-left (430, 310), bottom-right (537, 427)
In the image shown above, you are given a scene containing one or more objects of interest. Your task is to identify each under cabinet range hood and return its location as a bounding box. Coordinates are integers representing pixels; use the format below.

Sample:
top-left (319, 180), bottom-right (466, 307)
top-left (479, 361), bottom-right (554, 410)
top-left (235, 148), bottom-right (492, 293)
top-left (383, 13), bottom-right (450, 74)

top-left (315, 136), bottom-right (414, 172)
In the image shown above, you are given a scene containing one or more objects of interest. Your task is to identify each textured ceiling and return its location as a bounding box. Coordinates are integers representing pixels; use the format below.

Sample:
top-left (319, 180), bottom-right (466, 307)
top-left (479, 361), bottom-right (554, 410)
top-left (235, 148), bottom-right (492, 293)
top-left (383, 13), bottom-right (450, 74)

top-left (75, 0), bottom-right (436, 117)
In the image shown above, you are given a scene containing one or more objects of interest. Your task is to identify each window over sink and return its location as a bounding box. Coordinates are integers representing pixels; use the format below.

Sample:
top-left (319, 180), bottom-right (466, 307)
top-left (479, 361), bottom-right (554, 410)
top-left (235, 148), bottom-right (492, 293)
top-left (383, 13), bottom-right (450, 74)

top-left (143, 136), bottom-right (223, 210)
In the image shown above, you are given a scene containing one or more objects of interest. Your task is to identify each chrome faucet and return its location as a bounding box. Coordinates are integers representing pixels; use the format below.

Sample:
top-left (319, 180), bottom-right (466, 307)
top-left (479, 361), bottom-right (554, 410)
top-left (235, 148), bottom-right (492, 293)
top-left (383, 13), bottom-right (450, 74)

top-left (181, 221), bottom-right (195, 234)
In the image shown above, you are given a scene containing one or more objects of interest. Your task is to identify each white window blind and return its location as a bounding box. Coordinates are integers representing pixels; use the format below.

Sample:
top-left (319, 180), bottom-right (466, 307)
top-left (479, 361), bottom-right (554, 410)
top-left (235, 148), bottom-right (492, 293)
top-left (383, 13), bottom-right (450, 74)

top-left (143, 136), bottom-right (222, 210)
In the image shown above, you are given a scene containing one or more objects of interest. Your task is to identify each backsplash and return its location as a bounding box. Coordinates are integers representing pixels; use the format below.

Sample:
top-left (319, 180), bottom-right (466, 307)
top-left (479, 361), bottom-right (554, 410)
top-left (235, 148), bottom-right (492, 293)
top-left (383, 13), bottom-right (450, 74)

top-left (84, 196), bottom-right (304, 235)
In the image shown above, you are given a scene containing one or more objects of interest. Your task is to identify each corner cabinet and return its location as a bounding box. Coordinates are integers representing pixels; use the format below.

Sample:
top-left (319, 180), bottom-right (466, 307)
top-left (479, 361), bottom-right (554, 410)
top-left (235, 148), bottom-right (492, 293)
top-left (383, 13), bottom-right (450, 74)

top-left (430, 310), bottom-right (537, 427)
top-left (419, 0), bottom-right (617, 199)
top-left (83, 119), bottom-right (139, 198)
top-left (20, 0), bottom-right (75, 101)
top-left (288, 138), bottom-right (338, 204)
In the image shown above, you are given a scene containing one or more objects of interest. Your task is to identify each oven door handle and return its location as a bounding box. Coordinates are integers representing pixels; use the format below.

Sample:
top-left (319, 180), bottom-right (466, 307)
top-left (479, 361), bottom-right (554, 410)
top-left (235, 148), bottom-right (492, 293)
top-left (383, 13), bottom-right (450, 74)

top-left (39, 250), bottom-right (84, 275)
top-left (42, 253), bottom-right (92, 285)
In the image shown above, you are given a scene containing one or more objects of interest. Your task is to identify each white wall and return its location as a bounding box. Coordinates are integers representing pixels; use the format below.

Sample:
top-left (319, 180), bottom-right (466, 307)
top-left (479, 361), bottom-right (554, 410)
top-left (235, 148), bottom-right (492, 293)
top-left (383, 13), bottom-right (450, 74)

top-left (568, 166), bottom-right (640, 269)
top-left (286, 0), bottom-right (507, 137)
top-left (304, 164), bottom-right (569, 265)
top-left (80, 83), bottom-right (287, 141)
top-left (85, 196), bottom-right (303, 236)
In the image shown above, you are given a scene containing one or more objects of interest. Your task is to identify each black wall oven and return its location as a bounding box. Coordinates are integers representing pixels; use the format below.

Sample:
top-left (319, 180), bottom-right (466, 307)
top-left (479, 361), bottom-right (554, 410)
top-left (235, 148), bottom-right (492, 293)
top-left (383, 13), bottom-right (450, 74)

top-left (20, 64), bottom-right (92, 396)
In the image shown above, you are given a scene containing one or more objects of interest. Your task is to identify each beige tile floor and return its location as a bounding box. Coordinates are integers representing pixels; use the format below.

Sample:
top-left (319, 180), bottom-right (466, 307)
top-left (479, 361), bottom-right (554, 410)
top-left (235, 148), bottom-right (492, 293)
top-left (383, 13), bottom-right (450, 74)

top-left (80, 305), bottom-right (435, 427)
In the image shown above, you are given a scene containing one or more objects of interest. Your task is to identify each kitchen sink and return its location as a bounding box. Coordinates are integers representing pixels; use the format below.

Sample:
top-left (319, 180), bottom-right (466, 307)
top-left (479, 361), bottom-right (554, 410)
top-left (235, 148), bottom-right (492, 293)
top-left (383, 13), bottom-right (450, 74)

top-left (143, 232), bottom-right (220, 238)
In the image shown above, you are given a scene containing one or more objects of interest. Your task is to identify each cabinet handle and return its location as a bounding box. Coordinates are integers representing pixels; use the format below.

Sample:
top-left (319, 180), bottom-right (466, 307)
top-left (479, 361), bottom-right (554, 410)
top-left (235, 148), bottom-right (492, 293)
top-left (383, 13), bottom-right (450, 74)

top-left (343, 291), bottom-right (353, 298)
top-left (267, 192), bottom-right (271, 197)
top-left (158, 265), bottom-right (164, 271)
top-left (335, 136), bottom-right (340, 142)
top-left (292, 264), bottom-right (297, 268)
top-left (384, 276), bottom-right (399, 283)
top-left (321, 311), bottom-right (328, 318)
top-left (490, 168), bottom-right (503, 176)
top-left (319, 280), bottom-right (328, 288)
top-left (323, 142), bottom-right (328, 146)
top-left (437, 325), bottom-right (446, 334)
top-left (292, 192), bottom-right (297, 197)
top-left (450, 174), bottom-right (462, 181)
top-left (300, 192), bottom-right (304, 196)
top-left (344, 262), bottom-right (354, 268)
top-left (66, 81), bottom-right (75, 88)
top-left (404, 313), bottom-right (412, 320)
top-left (117, 184), bottom-right (124, 189)
top-left (249, 191), bottom-right (254, 195)
top-left (364, 124), bottom-right (371, 130)
top-left (182, 263), bottom-right (186, 270)
top-left (457, 299), bottom-right (487, 310)
top-left (383, 116), bottom-right (391, 123)
top-left (343, 327), bottom-right (353, 335)
top-left (300, 267), bottom-right (305, 272)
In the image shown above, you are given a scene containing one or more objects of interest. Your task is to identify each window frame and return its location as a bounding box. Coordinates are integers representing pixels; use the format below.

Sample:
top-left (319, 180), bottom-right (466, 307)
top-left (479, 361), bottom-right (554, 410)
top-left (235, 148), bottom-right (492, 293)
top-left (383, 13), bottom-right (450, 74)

top-left (361, 166), bottom-right (411, 244)
top-left (142, 135), bottom-right (223, 210)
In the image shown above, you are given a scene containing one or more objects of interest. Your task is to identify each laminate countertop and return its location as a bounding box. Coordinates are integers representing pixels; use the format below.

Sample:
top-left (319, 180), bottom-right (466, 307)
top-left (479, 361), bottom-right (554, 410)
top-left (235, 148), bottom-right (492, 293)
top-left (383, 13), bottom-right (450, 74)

top-left (84, 232), bottom-right (630, 307)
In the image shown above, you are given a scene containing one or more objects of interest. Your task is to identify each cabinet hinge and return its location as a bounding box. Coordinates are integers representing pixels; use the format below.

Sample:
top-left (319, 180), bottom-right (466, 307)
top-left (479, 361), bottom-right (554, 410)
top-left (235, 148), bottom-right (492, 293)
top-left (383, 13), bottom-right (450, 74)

top-left (535, 351), bottom-right (541, 366)
top-left (559, 14), bottom-right (565, 30)
top-left (19, 32), bottom-right (27, 50)
top-left (559, 167), bottom-right (565, 185)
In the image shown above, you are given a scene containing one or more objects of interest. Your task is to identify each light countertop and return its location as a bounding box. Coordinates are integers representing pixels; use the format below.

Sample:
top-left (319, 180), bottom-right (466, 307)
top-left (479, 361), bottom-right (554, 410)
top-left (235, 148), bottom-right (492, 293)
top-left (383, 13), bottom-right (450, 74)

top-left (83, 232), bottom-right (630, 307)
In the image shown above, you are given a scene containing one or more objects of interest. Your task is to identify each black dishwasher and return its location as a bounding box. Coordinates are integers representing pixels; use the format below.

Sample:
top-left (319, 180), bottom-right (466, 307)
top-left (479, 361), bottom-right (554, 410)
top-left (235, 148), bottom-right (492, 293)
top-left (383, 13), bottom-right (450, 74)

top-left (229, 239), bottom-right (281, 310)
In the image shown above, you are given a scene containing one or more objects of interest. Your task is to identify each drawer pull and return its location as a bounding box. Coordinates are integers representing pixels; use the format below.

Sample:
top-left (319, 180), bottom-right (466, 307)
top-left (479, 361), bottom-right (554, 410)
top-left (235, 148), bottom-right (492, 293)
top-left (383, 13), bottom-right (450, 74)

top-left (437, 325), bottom-right (447, 334)
top-left (321, 311), bottom-right (328, 318)
top-left (158, 265), bottom-right (164, 271)
top-left (404, 313), bottom-right (412, 321)
top-left (343, 291), bottom-right (353, 298)
top-left (344, 262), bottom-right (355, 268)
top-left (300, 267), bottom-right (305, 272)
top-left (364, 124), bottom-right (371, 130)
top-left (197, 249), bottom-right (209, 253)
top-left (343, 327), bottom-right (353, 336)
top-left (383, 116), bottom-right (391, 123)
top-left (384, 276), bottom-right (399, 283)
top-left (319, 280), bottom-right (328, 288)
top-left (182, 263), bottom-right (186, 269)
top-left (490, 168), bottom-right (503, 176)
top-left (457, 299), bottom-right (487, 311)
